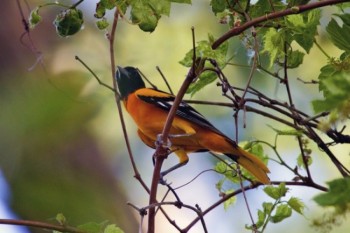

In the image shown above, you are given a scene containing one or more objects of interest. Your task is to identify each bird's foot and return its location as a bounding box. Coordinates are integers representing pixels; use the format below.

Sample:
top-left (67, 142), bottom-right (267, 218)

top-left (155, 134), bottom-right (172, 149)
top-left (158, 172), bottom-right (170, 185)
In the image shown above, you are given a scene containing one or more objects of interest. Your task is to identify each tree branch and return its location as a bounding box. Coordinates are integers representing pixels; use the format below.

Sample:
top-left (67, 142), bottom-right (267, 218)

top-left (0, 219), bottom-right (84, 233)
top-left (212, 0), bottom-right (350, 49)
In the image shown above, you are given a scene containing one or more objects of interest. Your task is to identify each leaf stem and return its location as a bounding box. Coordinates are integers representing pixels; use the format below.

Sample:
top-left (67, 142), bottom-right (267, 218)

top-left (314, 39), bottom-right (331, 59)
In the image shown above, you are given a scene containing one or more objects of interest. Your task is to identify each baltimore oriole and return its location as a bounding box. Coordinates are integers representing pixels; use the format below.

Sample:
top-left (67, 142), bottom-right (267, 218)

top-left (116, 66), bottom-right (270, 184)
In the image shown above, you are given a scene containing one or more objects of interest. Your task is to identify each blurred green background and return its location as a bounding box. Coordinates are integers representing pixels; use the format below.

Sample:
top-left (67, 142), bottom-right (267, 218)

top-left (0, 0), bottom-right (349, 233)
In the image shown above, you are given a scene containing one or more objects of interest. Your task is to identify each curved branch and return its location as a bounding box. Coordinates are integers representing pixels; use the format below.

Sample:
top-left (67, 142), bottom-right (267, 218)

top-left (184, 180), bottom-right (327, 231)
top-left (212, 0), bottom-right (350, 49)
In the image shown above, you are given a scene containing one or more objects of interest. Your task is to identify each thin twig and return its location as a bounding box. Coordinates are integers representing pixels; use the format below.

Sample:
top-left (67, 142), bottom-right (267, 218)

top-left (283, 42), bottom-right (313, 180)
top-left (16, 0), bottom-right (45, 71)
top-left (107, 8), bottom-right (150, 191)
top-left (314, 39), bottom-right (331, 59)
top-left (75, 56), bottom-right (116, 92)
top-left (137, 68), bottom-right (158, 89)
top-left (237, 164), bottom-right (256, 225)
top-left (156, 66), bottom-right (174, 95)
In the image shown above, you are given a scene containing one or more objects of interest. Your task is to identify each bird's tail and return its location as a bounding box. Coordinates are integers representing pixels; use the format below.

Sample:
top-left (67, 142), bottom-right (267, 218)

top-left (225, 147), bottom-right (270, 184)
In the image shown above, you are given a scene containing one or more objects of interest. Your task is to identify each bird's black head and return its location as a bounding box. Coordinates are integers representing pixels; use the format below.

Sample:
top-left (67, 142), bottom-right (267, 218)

top-left (116, 66), bottom-right (145, 99)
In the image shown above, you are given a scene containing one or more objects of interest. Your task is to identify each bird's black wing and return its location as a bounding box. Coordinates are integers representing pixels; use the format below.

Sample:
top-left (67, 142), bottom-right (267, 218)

top-left (136, 89), bottom-right (229, 139)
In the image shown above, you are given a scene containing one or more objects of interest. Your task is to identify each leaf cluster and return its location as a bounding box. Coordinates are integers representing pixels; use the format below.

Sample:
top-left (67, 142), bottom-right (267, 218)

top-left (30, 4), bottom-right (84, 37)
top-left (247, 183), bottom-right (305, 231)
top-left (29, 0), bottom-right (192, 36)
top-left (94, 0), bottom-right (192, 32)
top-left (311, 178), bottom-right (350, 233)
top-left (179, 34), bottom-right (229, 95)
top-left (55, 213), bottom-right (125, 233)
top-left (312, 13), bottom-right (350, 130)
top-left (215, 142), bottom-right (268, 187)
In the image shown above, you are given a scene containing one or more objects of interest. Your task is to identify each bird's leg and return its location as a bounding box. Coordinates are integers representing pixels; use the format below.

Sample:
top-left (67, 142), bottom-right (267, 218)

top-left (168, 133), bottom-right (194, 138)
top-left (156, 133), bottom-right (194, 149)
top-left (159, 160), bottom-right (188, 185)
top-left (156, 124), bottom-right (195, 150)
top-left (159, 150), bottom-right (189, 185)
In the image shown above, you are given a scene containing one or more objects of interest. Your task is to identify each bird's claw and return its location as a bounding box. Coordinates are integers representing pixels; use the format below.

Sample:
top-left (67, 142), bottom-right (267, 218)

top-left (159, 172), bottom-right (170, 185)
top-left (155, 134), bottom-right (172, 149)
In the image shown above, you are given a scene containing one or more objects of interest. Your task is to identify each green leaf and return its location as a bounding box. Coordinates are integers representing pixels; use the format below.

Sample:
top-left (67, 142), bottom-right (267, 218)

top-left (215, 161), bottom-right (228, 174)
top-left (54, 8), bottom-right (84, 37)
top-left (223, 189), bottom-right (237, 210)
top-left (186, 70), bottom-right (217, 96)
top-left (314, 177), bottom-right (350, 207)
top-left (215, 160), bottom-right (240, 184)
top-left (29, 7), bottom-right (42, 28)
top-left (116, 0), bottom-right (129, 14)
top-left (267, 125), bottom-right (303, 136)
top-left (179, 34), bottom-right (228, 95)
top-left (246, 208), bottom-right (266, 230)
top-left (101, 0), bottom-right (117, 9)
top-left (262, 28), bottom-right (285, 67)
top-left (285, 9), bottom-right (321, 53)
top-left (270, 204), bottom-right (292, 223)
top-left (130, 0), bottom-right (175, 32)
top-left (287, 50), bottom-right (305, 68)
top-left (96, 18), bottom-right (109, 30)
top-left (95, 0), bottom-right (128, 18)
top-left (170, 0), bottom-right (192, 3)
top-left (335, 2), bottom-right (350, 11)
top-left (215, 178), bottom-right (225, 191)
top-left (55, 213), bottom-right (66, 225)
top-left (180, 35), bottom-right (228, 67)
top-left (104, 224), bottom-right (124, 233)
top-left (78, 222), bottom-right (105, 233)
top-left (256, 209), bottom-right (266, 228)
top-left (286, 14), bottom-right (305, 29)
top-left (210, 0), bottom-right (227, 14)
top-left (334, 13), bottom-right (350, 26)
top-left (326, 16), bottom-right (350, 52)
top-left (297, 153), bottom-right (313, 168)
top-left (244, 142), bottom-right (266, 160)
top-left (312, 64), bottom-right (350, 114)
top-left (288, 197), bottom-right (305, 215)
top-left (287, 0), bottom-right (310, 6)
top-left (264, 183), bottom-right (288, 200)
top-left (240, 142), bottom-right (269, 178)
top-left (250, 0), bottom-right (286, 19)
top-left (95, 2), bottom-right (107, 18)
top-left (317, 64), bottom-right (338, 95)
top-left (263, 202), bottom-right (274, 214)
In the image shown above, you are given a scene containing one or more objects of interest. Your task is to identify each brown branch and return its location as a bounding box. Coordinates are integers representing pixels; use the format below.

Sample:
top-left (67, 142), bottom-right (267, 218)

top-left (212, 0), bottom-right (350, 49)
top-left (148, 27), bottom-right (200, 233)
top-left (183, 180), bottom-right (327, 231)
top-left (282, 42), bottom-right (313, 180)
top-left (0, 219), bottom-right (84, 233)
top-left (107, 8), bottom-right (150, 191)
top-left (148, 65), bottom-right (198, 233)
top-left (16, 0), bottom-right (45, 70)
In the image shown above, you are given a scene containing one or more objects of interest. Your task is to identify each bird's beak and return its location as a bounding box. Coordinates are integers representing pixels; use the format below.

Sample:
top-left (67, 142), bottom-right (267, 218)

top-left (115, 66), bottom-right (128, 83)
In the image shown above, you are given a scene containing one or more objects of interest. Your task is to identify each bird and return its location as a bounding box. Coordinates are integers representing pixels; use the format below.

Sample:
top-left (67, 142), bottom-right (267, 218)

top-left (116, 66), bottom-right (270, 184)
